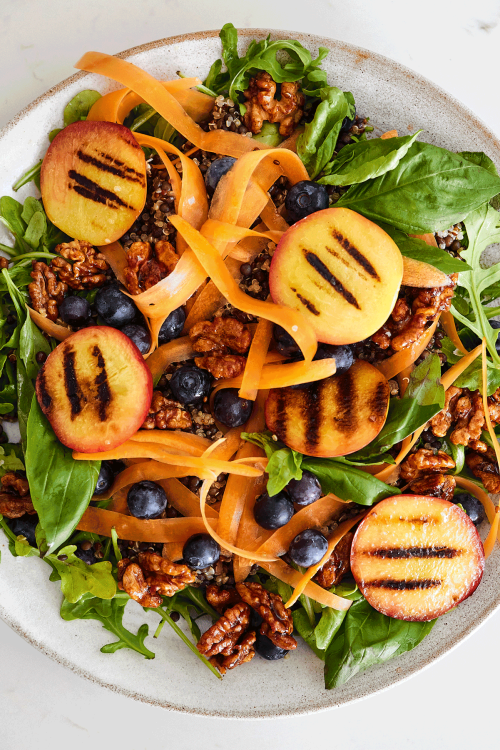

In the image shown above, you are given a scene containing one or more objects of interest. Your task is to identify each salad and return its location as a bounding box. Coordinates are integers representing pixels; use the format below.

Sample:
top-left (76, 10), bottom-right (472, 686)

top-left (1, 23), bottom-right (500, 690)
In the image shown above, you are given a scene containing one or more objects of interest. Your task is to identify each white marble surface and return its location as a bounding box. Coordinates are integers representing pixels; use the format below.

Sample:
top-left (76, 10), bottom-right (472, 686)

top-left (1, 0), bottom-right (500, 747)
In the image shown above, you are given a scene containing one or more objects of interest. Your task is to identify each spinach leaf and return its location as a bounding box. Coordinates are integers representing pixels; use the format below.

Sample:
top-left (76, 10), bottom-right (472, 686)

top-left (12, 161), bottom-right (43, 192)
top-left (451, 203), bottom-right (500, 365)
top-left (49, 128), bottom-right (62, 143)
top-left (63, 90), bottom-right (102, 126)
top-left (457, 151), bottom-right (499, 176)
top-left (61, 591), bottom-right (155, 658)
top-left (301, 458), bottom-right (400, 505)
top-left (444, 440), bottom-right (465, 474)
top-left (19, 313), bottom-right (51, 379)
top-left (353, 354), bottom-right (444, 458)
top-left (16, 359), bottom-right (34, 453)
top-left (46, 545), bottom-right (116, 602)
top-left (242, 431), bottom-right (303, 495)
top-left (314, 606), bottom-right (346, 651)
top-left (378, 222), bottom-right (471, 274)
top-left (320, 132), bottom-right (421, 187)
top-left (336, 141), bottom-right (500, 233)
top-left (324, 597), bottom-right (435, 688)
top-left (297, 87), bottom-right (351, 178)
top-left (25, 397), bottom-right (100, 552)
top-left (293, 609), bottom-right (326, 659)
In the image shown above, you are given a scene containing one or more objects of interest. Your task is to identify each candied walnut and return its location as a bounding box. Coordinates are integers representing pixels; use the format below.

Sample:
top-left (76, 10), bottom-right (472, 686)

top-left (195, 353), bottom-right (247, 380)
top-left (206, 584), bottom-right (242, 614)
top-left (142, 390), bottom-right (192, 430)
top-left (220, 631), bottom-right (256, 672)
top-left (155, 240), bottom-right (179, 274)
top-left (118, 561), bottom-right (163, 607)
top-left (51, 240), bottom-right (109, 290)
top-left (0, 473), bottom-right (35, 519)
top-left (315, 532), bottom-right (354, 589)
top-left (124, 240), bottom-right (178, 294)
top-left (407, 473), bottom-right (456, 503)
top-left (0, 257), bottom-right (9, 270)
top-left (430, 386), bottom-right (463, 438)
top-left (189, 317), bottom-right (251, 355)
top-left (429, 386), bottom-right (500, 447)
top-left (1, 473), bottom-right (30, 497)
top-left (243, 72), bottom-right (305, 137)
top-left (400, 449), bottom-right (456, 482)
top-left (466, 449), bottom-right (500, 494)
top-left (235, 581), bottom-right (293, 636)
top-left (28, 261), bottom-right (68, 321)
top-left (260, 623), bottom-right (297, 651)
top-left (391, 276), bottom-right (457, 351)
top-left (118, 553), bottom-right (195, 606)
top-left (197, 602), bottom-right (251, 658)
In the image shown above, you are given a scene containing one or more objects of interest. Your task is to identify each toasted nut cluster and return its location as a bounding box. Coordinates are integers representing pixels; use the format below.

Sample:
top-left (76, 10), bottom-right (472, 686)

top-left (197, 602), bottom-right (256, 674)
top-left (190, 317), bottom-right (251, 380)
top-left (430, 386), bottom-right (500, 447)
top-left (243, 72), bottom-right (305, 137)
top-left (117, 552), bottom-right (196, 607)
top-left (400, 449), bottom-right (456, 482)
top-left (206, 584), bottom-right (242, 614)
top-left (371, 276), bottom-right (457, 352)
top-left (124, 240), bottom-right (178, 294)
top-left (465, 448), bottom-right (500, 494)
top-left (0, 473), bottom-right (35, 519)
top-left (51, 240), bottom-right (109, 290)
top-left (142, 391), bottom-right (192, 430)
top-left (406, 473), bottom-right (457, 502)
top-left (28, 261), bottom-right (68, 321)
top-left (314, 532), bottom-right (354, 589)
top-left (236, 581), bottom-right (297, 650)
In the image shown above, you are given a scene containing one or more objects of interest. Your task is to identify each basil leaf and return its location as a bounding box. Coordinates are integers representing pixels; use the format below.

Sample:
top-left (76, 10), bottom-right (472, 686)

top-left (61, 591), bottom-right (155, 659)
top-left (301, 458), bottom-right (399, 505)
top-left (325, 597), bottom-right (435, 688)
top-left (378, 222), bottom-right (471, 274)
top-left (63, 90), bottom-right (102, 126)
top-left (297, 87), bottom-right (350, 178)
top-left (337, 141), bottom-right (500, 233)
top-left (25, 397), bottom-right (100, 552)
top-left (457, 151), bottom-right (499, 176)
top-left (320, 132), bottom-right (421, 187)
top-left (46, 545), bottom-right (116, 603)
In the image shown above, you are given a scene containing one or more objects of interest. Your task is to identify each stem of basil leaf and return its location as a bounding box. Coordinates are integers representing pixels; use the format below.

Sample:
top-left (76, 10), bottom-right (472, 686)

top-left (152, 606), bottom-right (222, 679)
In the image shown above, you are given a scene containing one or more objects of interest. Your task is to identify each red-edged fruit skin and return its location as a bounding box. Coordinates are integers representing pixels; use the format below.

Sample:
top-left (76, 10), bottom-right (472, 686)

top-left (40, 121), bottom-right (147, 245)
top-left (350, 495), bottom-right (485, 622)
top-left (35, 326), bottom-right (152, 453)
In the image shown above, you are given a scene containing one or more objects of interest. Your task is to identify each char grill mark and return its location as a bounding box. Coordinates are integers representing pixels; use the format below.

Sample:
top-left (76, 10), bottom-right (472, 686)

top-left (63, 347), bottom-right (82, 418)
top-left (92, 345), bottom-right (111, 422)
top-left (68, 170), bottom-right (133, 210)
top-left (333, 370), bottom-right (357, 436)
top-left (37, 369), bottom-right (52, 410)
top-left (368, 547), bottom-right (460, 559)
top-left (370, 381), bottom-right (390, 421)
top-left (77, 149), bottom-right (146, 185)
top-left (291, 287), bottom-right (320, 315)
top-left (303, 250), bottom-right (360, 309)
top-left (365, 579), bottom-right (442, 591)
top-left (331, 229), bottom-right (381, 281)
top-left (303, 381), bottom-right (323, 452)
top-left (274, 388), bottom-right (288, 444)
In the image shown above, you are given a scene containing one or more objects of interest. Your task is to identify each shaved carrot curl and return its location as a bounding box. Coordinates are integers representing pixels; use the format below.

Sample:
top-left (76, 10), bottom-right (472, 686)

top-left (375, 317), bottom-right (439, 380)
top-left (28, 307), bottom-right (71, 341)
top-left (260, 560), bottom-right (352, 611)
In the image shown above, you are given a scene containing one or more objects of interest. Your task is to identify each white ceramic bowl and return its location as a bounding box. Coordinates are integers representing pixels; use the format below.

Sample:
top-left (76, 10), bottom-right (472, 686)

top-left (1, 29), bottom-right (499, 719)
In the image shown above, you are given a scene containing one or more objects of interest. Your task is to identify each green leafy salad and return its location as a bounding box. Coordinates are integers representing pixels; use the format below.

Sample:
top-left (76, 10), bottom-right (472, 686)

top-left (1, 23), bottom-right (500, 691)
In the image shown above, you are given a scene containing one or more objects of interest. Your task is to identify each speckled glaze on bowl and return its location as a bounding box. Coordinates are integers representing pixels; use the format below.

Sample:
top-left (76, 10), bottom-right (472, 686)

top-left (1, 30), bottom-right (499, 719)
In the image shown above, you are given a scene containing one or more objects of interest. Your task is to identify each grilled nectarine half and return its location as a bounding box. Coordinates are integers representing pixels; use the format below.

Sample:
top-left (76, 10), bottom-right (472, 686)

top-left (269, 207), bottom-right (403, 344)
top-left (41, 121), bottom-right (147, 245)
top-left (35, 326), bottom-right (152, 453)
top-left (265, 360), bottom-right (390, 457)
top-left (350, 495), bottom-right (485, 621)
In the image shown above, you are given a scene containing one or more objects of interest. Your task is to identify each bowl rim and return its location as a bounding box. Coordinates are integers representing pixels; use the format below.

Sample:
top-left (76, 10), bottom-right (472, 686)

top-left (1, 28), bottom-right (500, 719)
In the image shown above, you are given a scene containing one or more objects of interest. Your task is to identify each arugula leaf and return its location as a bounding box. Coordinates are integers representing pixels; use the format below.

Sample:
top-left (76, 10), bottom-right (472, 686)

top-left (301, 458), bottom-right (400, 505)
top-left (451, 203), bottom-right (500, 365)
top-left (320, 132), bottom-right (421, 187)
top-left (26, 397), bottom-right (100, 552)
top-left (46, 545), bottom-right (116, 603)
top-left (453, 357), bottom-right (500, 395)
top-left (337, 141), bottom-right (500, 233)
top-left (0, 445), bottom-right (25, 478)
top-left (297, 87), bottom-right (352, 178)
top-left (251, 122), bottom-right (284, 147)
top-left (354, 354), bottom-right (444, 458)
top-left (63, 90), bottom-right (102, 126)
top-left (325, 597), bottom-right (435, 688)
top-left (12, 161), bottom-right (43, 192)
top-left (61, 591), bottom-right (155, 658)
top-left (377, 222), bottom-right (471, 274)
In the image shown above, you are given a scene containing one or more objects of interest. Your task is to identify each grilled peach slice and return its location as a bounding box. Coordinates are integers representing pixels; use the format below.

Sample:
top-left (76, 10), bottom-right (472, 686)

top-left (269, 207), bottom-right (403, 345)
top-left (265, 360), bottom-right (390, 457)
top-left (35, 326), bottom-right (152, 453)
top-left (41, 121), bottom-right (147, 245)
top-left (351, 495), bottom-right (485, 622)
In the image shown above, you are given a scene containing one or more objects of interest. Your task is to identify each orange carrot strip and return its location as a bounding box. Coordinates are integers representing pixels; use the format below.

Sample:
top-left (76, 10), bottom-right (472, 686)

top-left (381, 129), bottom-right (398, 139)
top-left (170, 215), bottom-right (317, 362)
top-left (483, 506), bottom-right (500, 558)
top-left (87, 88), bottom-right (130, 122)
top-left (162, 542), bottom-right (185, 561)
top-left (200, 219), bottom-right (283, 246)
top-left (285, 513), bottom-right (367, 607)
top-left (239, 319), bottom-right (274, 401)
top-left (98, 241), bottom-right (129, 286)
top-left (76, 507), bottom-right (216, 542)
top-left (28, 307), bottom-right (71, 341)
top-left (278, 128), bottom-right (304, 153)
top-left (409, 233), bottom-right (438, 247)
top-left (441, 310), bottom-right (468, 356)
top-left (211, 358), bottom-right (336, 397)
top-left (375, 317), bottom-right (440, 380)
top-left (455, 476), bottom-right (496, 525)
top-left (259, 560), bottom-right (352, 611)
top-left (260, 199), bottom-right (290, 232)
top-left (96, 460), bottom-right (191, 500)
top-left (129, 430), bottom-right (212, 454)
top-left (482, 338), bottom-right (500, 470)
top-left (158, 477), bottom-right (219, 519)
top-left (76, 52), bottom-right (264, 158)
top-left (145, 336), bottom-right (196, 384)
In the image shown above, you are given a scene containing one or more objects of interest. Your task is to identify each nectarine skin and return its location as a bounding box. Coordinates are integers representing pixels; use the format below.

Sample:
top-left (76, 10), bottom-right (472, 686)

top-left (350, 495), bottom-right (485, 622)
top-left (35, 326), bottom-right (152, 453)
top-left (269, 207), bottom-right (403, 345)
top-left (41, 121), bottom-right (147, 245)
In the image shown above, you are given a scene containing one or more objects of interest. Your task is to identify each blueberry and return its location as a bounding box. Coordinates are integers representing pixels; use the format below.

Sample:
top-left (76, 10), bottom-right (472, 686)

top-left (463, 320), bottom-right (500, 354)
top-left (340, 107), bottom-right (356, 132)
top-left (74, 544), bottom-right (98, 565)
top-left (169, 364), bottom-right (211, 404)
top-left (95, 284), bottom-right (138, 328)
top-left (59, 296), bottom-right (91, 327)
top-left (93, 461), bottom-right (114, 496)
top-left (274, 325), bottom-right (301, 357)
top-left (314, 343), bottom-right (354, 374)
top-left (7, 514), bottom-right (38, 547)
top-left (158, 307), bottom-right (186, 345)
top-left (285, 180), bottom-right (329, 223)
top-left (255, 632), bottom-right (288, 660)
top-left (454, 492), bottom-right (486, 526)
top-left (287, 471), bottom-right (322, 507)
top-left (205, 157), bottom-right (237, 195)
top-left (254, 492), bottom-right (294, 530)
top-left (289, 529), bottom-right (328, 567)
top-left (183, 533), bottom-right (220, 569)
top-left (213, 389), bottom-right (253, 428)
top-left (120, 324), bottom-right (151, 355)
top-left (249, 607), bottom-right (264, 630)
top-left (127, 481), bottom-right (168, 519)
